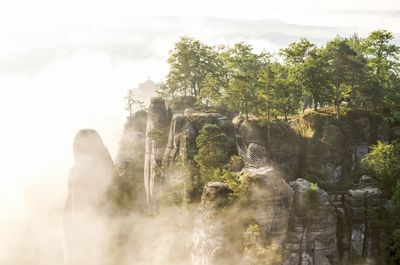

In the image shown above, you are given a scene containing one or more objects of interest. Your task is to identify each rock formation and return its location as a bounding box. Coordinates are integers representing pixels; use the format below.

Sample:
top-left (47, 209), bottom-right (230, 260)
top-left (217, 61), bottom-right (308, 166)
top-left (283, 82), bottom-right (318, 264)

top-left (62, 102), bottom-right (395, 265)
top-left (240, 167), bottom-right (293, 265)
top-left (63, 129), bottom-right (115, 265)
top-left (344, 175), bottom-right (384, 264)
top-left (163, 112), bottom-right (235, 165)
top-left (192, 182), bottom-right (233, 265)
top-left (284, 178), bottom-right (338, 265)
top-left (144, 97), bottom-right (171, 214)
top-left (113, 110), bottom-right (147, 213)
top-left (162, 112), bottom-right (235, 202)
top-left (241, 167), bottom-right (293, 249)
top-left (234, 110), bottom-right (391, 190)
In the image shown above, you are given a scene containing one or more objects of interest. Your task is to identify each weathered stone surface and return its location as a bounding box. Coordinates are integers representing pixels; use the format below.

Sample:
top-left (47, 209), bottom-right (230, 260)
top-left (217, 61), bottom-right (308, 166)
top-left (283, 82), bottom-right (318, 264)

top-left (163, 112), bottom-right (235, 165)
top-left (192, 182), bottom-right (232, 265)
top-left (344, 176), bottom-right (384, 264)
top-left (192, 167), bottom-right (294, 265)
top-left (234, 116), bottom-right (301, 177)
top-left (162, 112), bottom-right (235, 202)
top-left (144, 97), bottom-right (171, 213)
top-left (242, 167), bottom-right (293, 247)
top-left (233, 116), bottom-right (266, 146)
top-left (247, 143), bottom-right (267, 164)
top-left (284, 178), bottom-right (338, 265)
top-left (237, 167), bottom-right (294, 265)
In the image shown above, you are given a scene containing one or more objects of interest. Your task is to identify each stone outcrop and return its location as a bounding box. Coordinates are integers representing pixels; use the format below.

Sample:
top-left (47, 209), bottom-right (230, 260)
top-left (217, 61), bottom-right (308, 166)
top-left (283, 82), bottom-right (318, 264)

top-left (192, 182), bottom-right (233, 265)
top-left (300, 110), bottom-right (390, 188)
top-left (163, 112), bottom-right (235, 165)
top-left (234, 117), bottom-right (266, 146)
top-left (65, 129), bottom-right (115, 211)
top-left (162, 112), bottom-right (236, 202)
top-left (284, 178), bottom-right (338, 265)
top-left (144, 97), bottom-right (171, 213)
top-left (191, 168), bottom-right (344, 265)
top-left (233, 110), bottom-right (394, 189)
top-left (64, 129), bottom-right (115, 265)
top-left (241, 167), bottom-right (293, 248)
top-left (234, 117), bottom-right (301, 177)
top-left (343, 175), bottom-right (384, 264)
top-left (239, 167), bottom-right (293, 265)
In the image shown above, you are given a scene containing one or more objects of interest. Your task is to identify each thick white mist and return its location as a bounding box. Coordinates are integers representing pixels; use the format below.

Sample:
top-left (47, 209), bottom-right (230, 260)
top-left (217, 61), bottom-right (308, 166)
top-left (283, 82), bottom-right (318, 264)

top-left (0, 49), bottom-right (161, 264)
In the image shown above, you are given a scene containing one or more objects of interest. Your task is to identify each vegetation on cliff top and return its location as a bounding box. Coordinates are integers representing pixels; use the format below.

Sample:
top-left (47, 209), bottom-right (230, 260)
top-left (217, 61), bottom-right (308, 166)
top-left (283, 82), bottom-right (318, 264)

top-left (158, 30), bottom-right (400, 122)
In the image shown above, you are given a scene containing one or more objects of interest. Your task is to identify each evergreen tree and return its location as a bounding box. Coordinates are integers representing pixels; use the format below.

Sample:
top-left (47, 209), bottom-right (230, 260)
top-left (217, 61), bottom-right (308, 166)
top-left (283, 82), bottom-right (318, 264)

top-left (324, 37), bottom-right (362, 118)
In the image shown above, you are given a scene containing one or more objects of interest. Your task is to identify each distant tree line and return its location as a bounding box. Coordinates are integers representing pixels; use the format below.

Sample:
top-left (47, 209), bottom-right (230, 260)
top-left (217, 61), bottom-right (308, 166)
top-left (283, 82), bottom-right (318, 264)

top-left (158, 30), bottom-right (400, 121)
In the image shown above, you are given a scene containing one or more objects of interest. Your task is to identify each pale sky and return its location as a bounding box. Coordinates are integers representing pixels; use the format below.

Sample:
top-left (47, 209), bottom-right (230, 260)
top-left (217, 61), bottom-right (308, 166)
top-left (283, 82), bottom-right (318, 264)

top-left (0, 0), bottom-right (399, 240)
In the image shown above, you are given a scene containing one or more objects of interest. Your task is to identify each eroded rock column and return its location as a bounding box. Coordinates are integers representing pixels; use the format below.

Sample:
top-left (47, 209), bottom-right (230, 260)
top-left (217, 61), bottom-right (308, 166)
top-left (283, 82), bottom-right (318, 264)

top-left (63, 129), bottom-right (115, 265)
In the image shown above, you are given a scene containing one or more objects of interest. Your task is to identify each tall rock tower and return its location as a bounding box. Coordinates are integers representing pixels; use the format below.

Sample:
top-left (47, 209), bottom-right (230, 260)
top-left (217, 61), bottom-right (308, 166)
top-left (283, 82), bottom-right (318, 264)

top-left (144, 97), bottom-right (170, 214)
top-left (63, 129), bottom-right (115, 265)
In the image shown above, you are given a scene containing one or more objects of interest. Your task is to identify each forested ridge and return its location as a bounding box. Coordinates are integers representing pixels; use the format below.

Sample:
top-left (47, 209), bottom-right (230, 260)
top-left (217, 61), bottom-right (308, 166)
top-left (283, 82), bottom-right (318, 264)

top-left (158, 30), bottom-right (400, 122)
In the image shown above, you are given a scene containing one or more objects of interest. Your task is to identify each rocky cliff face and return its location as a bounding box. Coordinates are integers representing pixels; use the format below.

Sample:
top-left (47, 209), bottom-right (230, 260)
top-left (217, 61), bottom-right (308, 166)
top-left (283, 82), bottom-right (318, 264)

top-left (343, 175), bottom-right (384, 264)
top-left (235, 110), bottom-right (391, 190)
top-left (234, 117), bottom-right (301, 176)
top-left (240, 167), bottom-right (293, 265)
top-left (163, 112), bottom-right (235, 165)
top-left (162, 112), bottom-right (236, 202)
top-left (241, 167), bottom-right (293, 249)
top-left (284, 179), bottom-right (338, 265)
top-left (297, 111), bottom-right (389, 189)
top-left (193, 168), bottom-right (344, 265)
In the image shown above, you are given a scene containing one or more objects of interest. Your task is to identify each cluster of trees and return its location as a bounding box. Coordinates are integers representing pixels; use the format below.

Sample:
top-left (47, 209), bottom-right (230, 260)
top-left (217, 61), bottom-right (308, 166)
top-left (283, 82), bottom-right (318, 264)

top-left (158, 30), bottom-right (400, 120)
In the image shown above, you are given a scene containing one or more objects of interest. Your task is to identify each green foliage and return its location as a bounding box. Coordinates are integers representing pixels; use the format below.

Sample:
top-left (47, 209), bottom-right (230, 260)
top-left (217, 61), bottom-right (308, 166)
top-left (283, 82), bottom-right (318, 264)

top-left (218, 169), bottom-right (249, 202)
top-left (244, 224), bottom-right (282, 265)
top-left (147, 128), bottom-right (168, 146)
top-left (160, 37), bottom-right (226, 104)
top-left (246, 224), bottom-right (262, 234)
top-left (362, 140), bottom-right (400, 195)
top-left (194, 124), bottom-right (244, 199)
top-left (223, 43), bottom-right (267, 120)
top-left (310, 182), bottom-right (318, 192)
top-left (199, 168), bottom-right (248, 203)
top-left (161, 31), bottom-right (400, 123)
top-left (307, 182), bottom-right (319, 203)
top-left (258, 61), bottom-right (302, 120)
top-left (324, 36), bottom-right (364, 118)
top-left (195, 124), bottom-right (232, 169)
top-left (280, 38), bottom-right (330, 112)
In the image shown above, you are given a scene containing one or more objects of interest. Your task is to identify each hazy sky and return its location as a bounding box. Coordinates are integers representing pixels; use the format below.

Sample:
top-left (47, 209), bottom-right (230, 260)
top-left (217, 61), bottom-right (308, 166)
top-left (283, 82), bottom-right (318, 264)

top-left (0, 0), bottom-right (399, 223)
